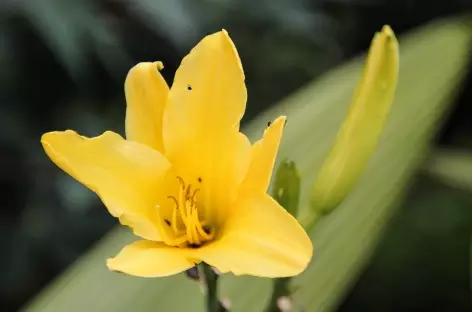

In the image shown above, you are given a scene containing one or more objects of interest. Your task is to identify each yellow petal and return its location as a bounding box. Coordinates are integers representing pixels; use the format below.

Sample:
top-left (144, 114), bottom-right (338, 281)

top-left (162, 30), bottom-right (250, 224)
top-left (242, 116), bottom-right (286, 192)
top-left (41, 130), bottom-right (170, 241)
top-left (125, 61), bottom-right (169, 153)
top-left (163, 30), bottom-right (246, 153)
top-left (197, 192), bottom-right (313, 277)
top-left (118, 215), bottom-right (163, 242)
top-left (107, 240), bottom-right (196, 277)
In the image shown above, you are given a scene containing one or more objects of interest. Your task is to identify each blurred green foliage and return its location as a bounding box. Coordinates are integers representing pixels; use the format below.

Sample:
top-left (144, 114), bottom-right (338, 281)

top-left (340, 175), bottom-right (472, 311)
top-left (22, 16), bottom-right (472, 312)
top-left (423, 149), bottom-right (472, 192)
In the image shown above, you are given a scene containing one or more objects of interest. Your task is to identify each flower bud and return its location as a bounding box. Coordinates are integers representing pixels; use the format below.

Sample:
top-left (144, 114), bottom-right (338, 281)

top-left (311, 25), bottom-right (399, 215)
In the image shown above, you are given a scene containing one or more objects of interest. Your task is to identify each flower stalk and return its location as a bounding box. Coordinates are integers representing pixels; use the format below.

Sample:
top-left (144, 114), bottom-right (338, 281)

top-left (265, 278), bottom-right (291, 312)
top-left (200, 263), bottom-right (226, 312)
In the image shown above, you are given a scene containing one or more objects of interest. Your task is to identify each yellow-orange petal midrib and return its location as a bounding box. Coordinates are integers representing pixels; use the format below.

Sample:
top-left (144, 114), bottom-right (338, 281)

top-left (196, 192), bottom-right (313, 277)
top-left (41, 130), bottom-right (170, 241)
top-left (107, 240), bottom-right (195, 277)
top-left (125, 61), bottom-right (169, 153)
top-left (242, 116), bottom-right (286, 193)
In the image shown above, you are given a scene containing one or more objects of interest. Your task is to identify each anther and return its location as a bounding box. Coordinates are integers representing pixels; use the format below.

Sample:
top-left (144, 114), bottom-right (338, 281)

top-left (176, 176), bottom-right (185, 189)
top-left (167, 196), bottom-right (179, 208)
top-left (185, 184), bottom-right (192, 199)
top-left (191, 188), bottom-right (200, 203)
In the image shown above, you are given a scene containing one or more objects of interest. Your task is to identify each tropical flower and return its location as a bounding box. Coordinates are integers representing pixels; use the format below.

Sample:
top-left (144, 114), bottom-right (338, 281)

top-left (41, 30), bottom-right (312, 278)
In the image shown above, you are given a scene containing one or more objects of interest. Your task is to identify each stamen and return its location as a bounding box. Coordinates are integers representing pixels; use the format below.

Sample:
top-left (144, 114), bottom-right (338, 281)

top-left (167, 196), bottom-right (187, 226)
top-left (191, 189), bottom-right (199, 205)
top-left (171, 202), bottom-right (178, 234)
top-left (167, 234), bottom-right (191, 246)
top-left (186, 200), bottom-right (194, 244)
top-left (156, 207), bottom-right (190, 246)
top-left (191, 206), bottom-right (201, 245)
top-left (157, 176), bottom-right (215, 247)
top-left (195, 215), bottom-right (213, 240)
top-left (176, 176), bottom-right (185, 189)
top-left (185, 184), bottom-right (192, 199)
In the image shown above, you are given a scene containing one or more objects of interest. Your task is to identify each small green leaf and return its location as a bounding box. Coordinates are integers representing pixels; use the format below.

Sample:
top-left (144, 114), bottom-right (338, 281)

top-left (272, 159), bottom-right (301, 217)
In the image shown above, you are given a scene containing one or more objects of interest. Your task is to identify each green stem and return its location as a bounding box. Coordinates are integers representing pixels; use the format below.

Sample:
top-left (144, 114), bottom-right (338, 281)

top-left (200, 263), bottom-right (225, 312)
top-left (265, 277), bottom-right (291, 312)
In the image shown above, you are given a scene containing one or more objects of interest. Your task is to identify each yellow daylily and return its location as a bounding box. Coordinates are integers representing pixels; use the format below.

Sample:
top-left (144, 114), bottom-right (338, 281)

top-left (41, 30), bottom-right (312, 278)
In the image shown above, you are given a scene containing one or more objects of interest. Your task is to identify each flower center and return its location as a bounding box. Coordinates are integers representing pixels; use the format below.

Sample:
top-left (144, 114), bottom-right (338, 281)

top-left (157, 176), bottom-right (214, 247)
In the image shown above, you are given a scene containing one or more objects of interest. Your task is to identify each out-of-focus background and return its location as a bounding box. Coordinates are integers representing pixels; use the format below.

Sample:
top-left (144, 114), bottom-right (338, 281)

top-left (1, 1), bottom-right (472, 311)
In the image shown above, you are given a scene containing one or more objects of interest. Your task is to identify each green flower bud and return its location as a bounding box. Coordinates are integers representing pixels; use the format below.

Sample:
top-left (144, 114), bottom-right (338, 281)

top-left (311, 25), bottom-right (399, 215)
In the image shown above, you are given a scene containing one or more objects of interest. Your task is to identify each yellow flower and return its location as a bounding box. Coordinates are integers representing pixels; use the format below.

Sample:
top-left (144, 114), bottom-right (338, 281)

top-left (41, 30), bottom-right (312, 278)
